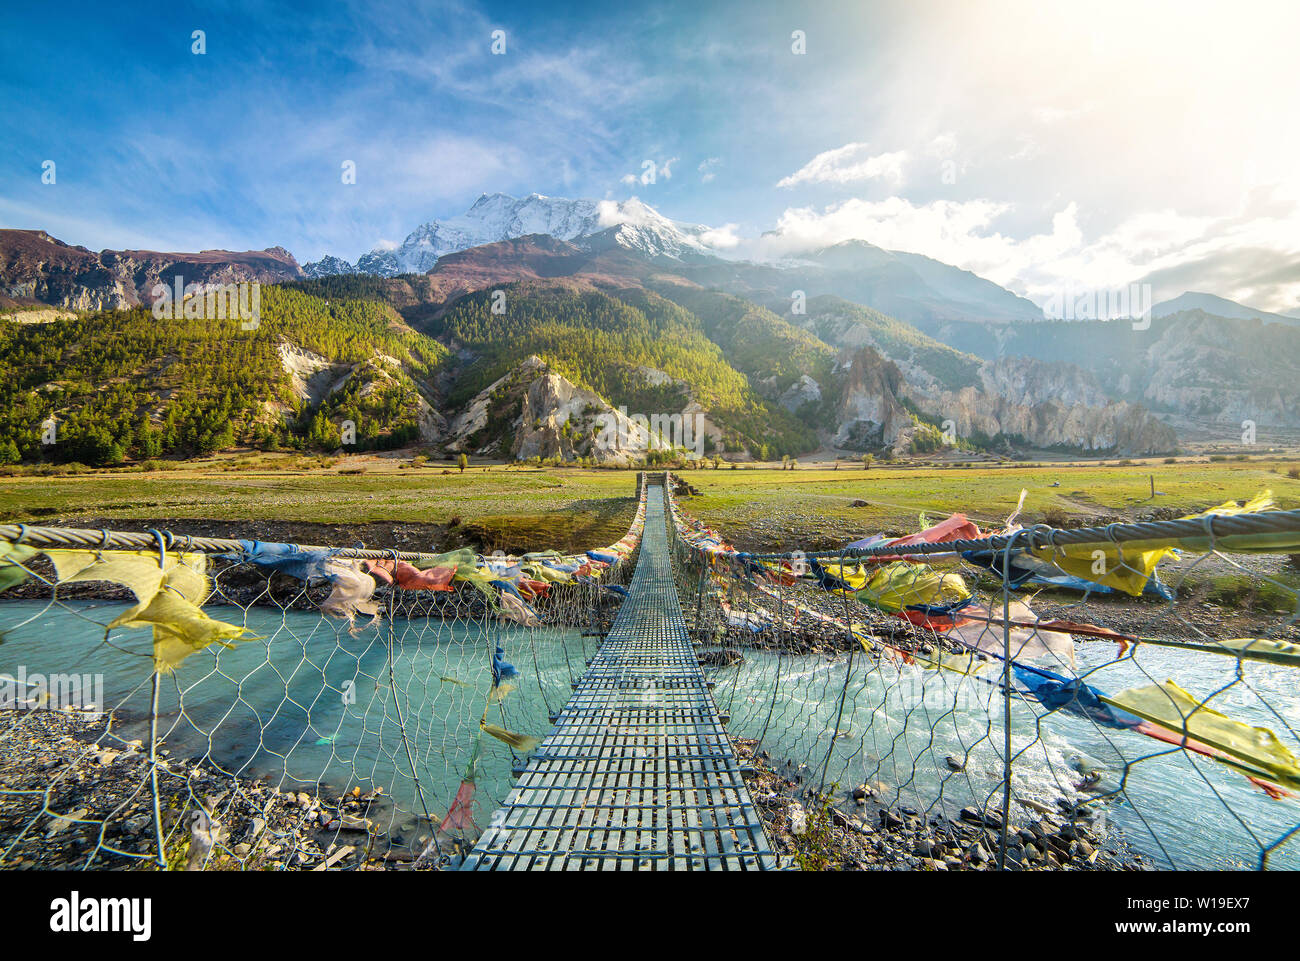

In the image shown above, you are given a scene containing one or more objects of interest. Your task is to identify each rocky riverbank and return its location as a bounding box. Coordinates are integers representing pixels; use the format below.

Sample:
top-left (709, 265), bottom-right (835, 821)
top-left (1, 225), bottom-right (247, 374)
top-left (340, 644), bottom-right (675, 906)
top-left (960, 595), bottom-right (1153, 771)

top-left (0, 710), bottom-right (458, 870)
top-left (735, 738), bottom-right (1145, 871)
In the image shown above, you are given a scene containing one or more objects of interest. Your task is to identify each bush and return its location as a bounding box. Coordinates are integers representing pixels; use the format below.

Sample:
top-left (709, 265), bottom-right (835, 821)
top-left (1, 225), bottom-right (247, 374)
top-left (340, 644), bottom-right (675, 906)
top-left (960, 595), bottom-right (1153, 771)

top-left (1042, 507), bottom-right (1072, 528)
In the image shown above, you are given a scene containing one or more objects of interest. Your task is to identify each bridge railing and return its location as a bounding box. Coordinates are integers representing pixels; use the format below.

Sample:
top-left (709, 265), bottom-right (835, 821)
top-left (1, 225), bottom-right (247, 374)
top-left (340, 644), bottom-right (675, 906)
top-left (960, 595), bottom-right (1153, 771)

top-left (665, 473), bottom-right (1300, 870)
top-left (0, 477), bottom-right (647, 871)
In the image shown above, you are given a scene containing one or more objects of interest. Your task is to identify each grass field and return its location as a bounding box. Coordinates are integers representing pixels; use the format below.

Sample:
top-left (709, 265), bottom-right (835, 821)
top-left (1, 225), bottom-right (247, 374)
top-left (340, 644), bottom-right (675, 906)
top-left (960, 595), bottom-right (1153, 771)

top-left (3, 452), bottom-right (1299, 552)
top-left (671, 458), bottom-right (1300, 549)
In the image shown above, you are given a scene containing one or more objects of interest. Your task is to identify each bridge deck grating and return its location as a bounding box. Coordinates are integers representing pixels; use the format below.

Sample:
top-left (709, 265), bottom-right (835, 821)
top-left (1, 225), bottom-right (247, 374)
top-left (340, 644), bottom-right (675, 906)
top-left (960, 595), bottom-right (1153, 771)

top-left (462, 483), bottom-right (777, 871)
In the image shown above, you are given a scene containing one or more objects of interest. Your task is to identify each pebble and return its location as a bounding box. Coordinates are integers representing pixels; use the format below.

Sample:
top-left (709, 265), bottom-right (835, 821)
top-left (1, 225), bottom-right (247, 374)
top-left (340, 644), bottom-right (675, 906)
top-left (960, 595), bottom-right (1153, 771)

top-left (788, 802), bottom-right (808, 836)
top-left (0, 713), bottom-right (419, 872)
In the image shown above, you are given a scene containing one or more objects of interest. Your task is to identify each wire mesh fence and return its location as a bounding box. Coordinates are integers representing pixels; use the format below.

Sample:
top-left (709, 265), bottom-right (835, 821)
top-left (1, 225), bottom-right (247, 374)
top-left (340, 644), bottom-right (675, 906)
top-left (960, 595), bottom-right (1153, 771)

top-left (6, 465), bottom-right (1300, 872)
top-left (0, 476), bottom-right (646, 871)
top-left (666, 474), bottom-right (1300, 871)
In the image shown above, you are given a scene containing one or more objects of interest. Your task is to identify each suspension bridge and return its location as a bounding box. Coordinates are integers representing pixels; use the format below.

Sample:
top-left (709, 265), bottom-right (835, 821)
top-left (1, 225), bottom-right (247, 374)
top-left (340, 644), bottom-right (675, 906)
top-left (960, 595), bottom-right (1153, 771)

top-left (3, 472), bottom-right (1300, 871)
top-left (463, 479), bottom-right (777, 869)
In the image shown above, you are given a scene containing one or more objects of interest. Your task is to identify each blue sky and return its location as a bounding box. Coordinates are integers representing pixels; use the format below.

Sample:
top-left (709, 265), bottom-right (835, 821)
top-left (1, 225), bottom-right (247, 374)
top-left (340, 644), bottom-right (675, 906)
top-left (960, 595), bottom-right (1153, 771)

top-left (3, 0), bottom-right (1299, 312)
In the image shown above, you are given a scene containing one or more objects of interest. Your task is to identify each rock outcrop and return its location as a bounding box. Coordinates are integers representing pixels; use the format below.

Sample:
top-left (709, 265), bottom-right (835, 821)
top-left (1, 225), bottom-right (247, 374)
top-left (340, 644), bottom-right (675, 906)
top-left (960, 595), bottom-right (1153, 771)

top-left (905, 355), bottom-right (1177, 455)
top-left (833, 347), bottom-right (912, 450)
top-left (778, 374), bottom-right (822, 414)
top-left (446, 355), bottom-right (705, 463)
top-left (0, 229), bottom-right (303, 311)
top-left (829, 346), bottom-right (1176, 456)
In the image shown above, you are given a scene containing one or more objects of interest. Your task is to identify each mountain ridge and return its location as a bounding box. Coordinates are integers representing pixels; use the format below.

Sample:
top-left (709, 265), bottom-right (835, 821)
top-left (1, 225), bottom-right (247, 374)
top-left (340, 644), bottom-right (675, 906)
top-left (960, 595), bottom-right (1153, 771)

top-left (3, 205), bottom-right (1293, 458)
top-left (1152, 291), bottom-right (1300, 327)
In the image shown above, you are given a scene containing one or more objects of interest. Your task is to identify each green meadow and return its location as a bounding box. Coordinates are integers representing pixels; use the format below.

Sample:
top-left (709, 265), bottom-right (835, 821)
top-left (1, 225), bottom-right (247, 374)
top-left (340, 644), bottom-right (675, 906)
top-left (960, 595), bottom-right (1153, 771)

top-left (3, 452), bottom-right (1298, 553)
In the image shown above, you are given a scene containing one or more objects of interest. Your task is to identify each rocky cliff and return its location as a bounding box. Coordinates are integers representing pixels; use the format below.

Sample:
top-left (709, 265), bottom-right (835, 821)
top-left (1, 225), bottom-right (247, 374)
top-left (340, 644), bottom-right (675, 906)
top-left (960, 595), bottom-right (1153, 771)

top-left (445, 356), bottom-right (698, 464)
top-left (0, 229), bottom-right (303, 310)
top-left (831, 347), bottom-right (1177, 456)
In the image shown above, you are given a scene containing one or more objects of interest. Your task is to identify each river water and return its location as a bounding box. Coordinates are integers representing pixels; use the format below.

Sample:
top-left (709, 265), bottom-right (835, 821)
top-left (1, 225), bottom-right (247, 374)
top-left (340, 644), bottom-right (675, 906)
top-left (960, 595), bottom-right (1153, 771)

top-left (2, 599), bottom-right (1296, 868)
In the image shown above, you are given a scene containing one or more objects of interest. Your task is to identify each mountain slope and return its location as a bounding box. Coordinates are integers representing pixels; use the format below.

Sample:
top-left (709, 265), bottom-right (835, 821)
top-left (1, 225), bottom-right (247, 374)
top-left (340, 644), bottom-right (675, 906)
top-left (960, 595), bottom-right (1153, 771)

top-left (796, 295), bottom-right (1175, 455)
top-left (664, 239), bottom-right (1044, 327)
top-left (298, 195), bottom-right (1047, 327)
top-left (310, 193), bottom-right (721, 277)
top-left (925, 308), bottom-right (1300, 430)
top-left (644, 283), bottom-right (837, 402)
top-left (1152, 291), bottom-right (1300, 327)
top-left (423, 281), bottom-right (816, 458)
top-left (0, 229), bottom-right (303, 311)
top-left (0, 286), bottom-right (445, 464)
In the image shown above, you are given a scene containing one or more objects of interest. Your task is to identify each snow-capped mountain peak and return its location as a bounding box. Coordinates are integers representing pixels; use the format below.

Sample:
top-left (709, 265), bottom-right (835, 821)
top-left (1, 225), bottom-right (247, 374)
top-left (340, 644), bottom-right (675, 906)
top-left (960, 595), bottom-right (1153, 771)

top-left (305, 193), bottom-right (718, 277)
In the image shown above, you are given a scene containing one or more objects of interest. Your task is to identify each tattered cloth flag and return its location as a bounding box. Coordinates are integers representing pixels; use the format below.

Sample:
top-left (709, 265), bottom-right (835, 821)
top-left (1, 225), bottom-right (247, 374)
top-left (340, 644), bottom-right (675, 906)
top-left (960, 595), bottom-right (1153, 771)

top-left (1005, 491), bottom-right (1287, 597)
top-left (872, 512), bottom-right (985, 561)
top-left (1102, 679), bottom-right (1300, 794)
top-left (949, 600), bottom-right (1076, 668)
top-left (489, 643), bottom-right (520, 703)
top-left (47, 549), bottom-right (256, 672)
top-left (1011, 663), bottom-right (1144, 731)
top-left (491, 644), bottom-right (520, 687)
top-left (491, 579), bottom-right (542, 627)
top-left (231, 542), bottom-right (378, 626)
top-left (855, 561), bottom-right (972, 628)
top-left (1026, 542), bottom-right (1174, 597)
top-left (363, 558), bottom-right (455, 591)
top-left (318, 559), bottom-right (379, 627)
top-left (229, 541), bottom-right (335, 582)
top-left (481, 721), bottom-right (542, 755)
top-left (0, 542), bottom-right (38, 592)
top-left (439, 737), bottom-right (482, 836)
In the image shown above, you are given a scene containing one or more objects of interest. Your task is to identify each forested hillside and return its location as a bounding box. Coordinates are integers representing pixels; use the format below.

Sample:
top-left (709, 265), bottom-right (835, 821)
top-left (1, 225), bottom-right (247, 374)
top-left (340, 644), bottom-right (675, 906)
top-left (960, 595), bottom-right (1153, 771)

top-left (799, 295), bottom-right (984, 392)
top-left (0, 287), bottom-right (445, 464)
top-left (426, 282), bottom-right (817, 457)
top-left (0, 276), bottom-right (829, 465)
top-left (648, 284), bottom-right (837, 398)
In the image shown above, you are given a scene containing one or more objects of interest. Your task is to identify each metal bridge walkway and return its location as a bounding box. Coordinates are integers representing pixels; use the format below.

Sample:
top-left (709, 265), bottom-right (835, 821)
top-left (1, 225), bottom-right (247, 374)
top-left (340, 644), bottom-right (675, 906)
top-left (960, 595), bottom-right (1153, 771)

top-left (463, 481), bottom-right (777, 870)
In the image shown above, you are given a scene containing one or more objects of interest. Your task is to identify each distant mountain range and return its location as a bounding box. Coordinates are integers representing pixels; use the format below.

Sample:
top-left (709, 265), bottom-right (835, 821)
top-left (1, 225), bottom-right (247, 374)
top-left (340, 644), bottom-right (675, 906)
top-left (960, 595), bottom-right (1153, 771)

top-left (305, 193), bottom-right (721, 278)
top-left (300, 193), bottom-right (1048, 325)
top-left (1151, 291), bottom-right (1300, 326)
top-left (5, 194), bottom-right (1294, 329)
top-left (3, 193), bottom-right (1299, 465)
top-left (0, 229), bottom-right (301, 312)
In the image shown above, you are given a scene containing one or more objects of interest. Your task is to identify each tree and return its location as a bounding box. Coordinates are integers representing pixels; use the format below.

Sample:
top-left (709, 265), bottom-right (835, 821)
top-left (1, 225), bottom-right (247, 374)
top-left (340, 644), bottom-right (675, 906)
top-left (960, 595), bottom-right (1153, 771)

top-left (862, 453), bottom-right (874, 470)
top-left (457, 452), bottom-right (468, 472)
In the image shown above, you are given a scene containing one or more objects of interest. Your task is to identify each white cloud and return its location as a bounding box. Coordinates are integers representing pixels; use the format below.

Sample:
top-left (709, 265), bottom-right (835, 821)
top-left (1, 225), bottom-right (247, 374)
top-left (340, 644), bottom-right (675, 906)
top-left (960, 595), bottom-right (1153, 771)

top-left (699, 223), bottom-right (741, 249)
top-left (698, 157), bottom-right (721, 183)
top-left (777, 143), bottom-right (908, 188)
top-left (739, 187), bottom-right (1300, 314)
